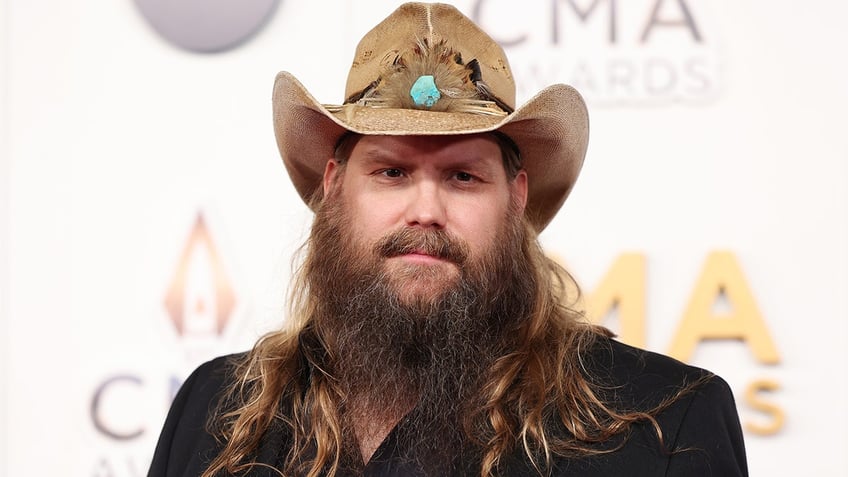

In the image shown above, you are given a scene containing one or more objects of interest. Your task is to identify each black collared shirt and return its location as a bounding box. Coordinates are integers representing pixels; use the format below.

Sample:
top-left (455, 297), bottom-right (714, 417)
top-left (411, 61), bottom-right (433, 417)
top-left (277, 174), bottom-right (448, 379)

top-left (148, 338), bottom-right (748, 476)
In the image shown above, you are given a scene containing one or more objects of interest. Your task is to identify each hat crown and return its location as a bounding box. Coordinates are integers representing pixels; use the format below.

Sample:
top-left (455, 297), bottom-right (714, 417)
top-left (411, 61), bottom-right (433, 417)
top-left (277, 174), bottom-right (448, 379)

top-left (344, 2), bottom-right (516, 110)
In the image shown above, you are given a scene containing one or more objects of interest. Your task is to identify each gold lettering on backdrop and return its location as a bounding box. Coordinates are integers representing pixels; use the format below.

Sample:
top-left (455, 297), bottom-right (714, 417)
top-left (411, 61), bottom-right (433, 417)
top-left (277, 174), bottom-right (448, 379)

top-left (667, 251), bottom-right (780, 364)
top-left (585, 253), bottom-right (647, 348)
top-left (744, 379), bottom-right (785, 435)
top-left (556, 250), bottom-right (785, 436)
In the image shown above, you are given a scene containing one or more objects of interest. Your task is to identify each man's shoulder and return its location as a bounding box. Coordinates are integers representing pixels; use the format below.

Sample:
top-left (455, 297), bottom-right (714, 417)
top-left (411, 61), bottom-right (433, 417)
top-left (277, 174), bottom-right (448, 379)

top-left (584, 336), bottom-right (709, 379)
top-left (187, 352), bottom-right (246, 383)
top-left (582, 336), bottom-right (722, 408)
top-left (147, 352), bottom-right (251, 476)
top-left (165, 352), bottom-right (250, 426)
top-left (550, 336), bottom-right (748, 476)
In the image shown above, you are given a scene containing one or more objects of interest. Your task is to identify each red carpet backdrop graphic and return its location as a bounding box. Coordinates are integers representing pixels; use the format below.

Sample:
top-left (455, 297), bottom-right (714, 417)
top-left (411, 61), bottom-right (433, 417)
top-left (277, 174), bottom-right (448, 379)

top-left (2, 0), bottom-right (846, 476)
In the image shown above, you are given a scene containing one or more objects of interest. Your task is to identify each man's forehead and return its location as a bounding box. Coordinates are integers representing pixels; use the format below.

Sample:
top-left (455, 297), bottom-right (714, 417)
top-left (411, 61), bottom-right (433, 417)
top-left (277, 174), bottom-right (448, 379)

top-left (349, 134), bottom-right (503, 162)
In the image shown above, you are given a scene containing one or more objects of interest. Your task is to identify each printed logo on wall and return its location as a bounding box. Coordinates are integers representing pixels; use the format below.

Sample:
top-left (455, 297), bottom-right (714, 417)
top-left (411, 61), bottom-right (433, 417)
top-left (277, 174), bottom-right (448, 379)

top-left (132, 0), bottom-right (716, 104)
top-left (133, 0), bottom-right (281, 53)
top-left (164, 213), bottom-right (236, 339)
top-left (88, 211), bottom-right (245, 476)
top-left (471, 0), bottom-right (720, 105)
top-left (160, 211), bottom-right (245, 364)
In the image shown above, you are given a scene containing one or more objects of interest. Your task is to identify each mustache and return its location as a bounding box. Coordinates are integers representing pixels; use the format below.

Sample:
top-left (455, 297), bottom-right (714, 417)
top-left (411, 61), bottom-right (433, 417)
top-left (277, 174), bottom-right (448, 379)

top-left (375, 228), bottom-right (470, 265)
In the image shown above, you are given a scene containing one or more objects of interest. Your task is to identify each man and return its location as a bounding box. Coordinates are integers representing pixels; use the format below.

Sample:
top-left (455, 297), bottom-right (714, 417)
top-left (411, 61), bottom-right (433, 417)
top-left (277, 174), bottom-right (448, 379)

top-left (149, 3), bottom-right (748, 476)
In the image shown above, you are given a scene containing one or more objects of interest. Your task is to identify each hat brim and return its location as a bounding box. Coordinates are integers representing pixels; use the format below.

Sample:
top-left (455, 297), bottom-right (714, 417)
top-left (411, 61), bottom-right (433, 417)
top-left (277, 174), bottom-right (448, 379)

top-left (272, 71), bottom-right (589, 231)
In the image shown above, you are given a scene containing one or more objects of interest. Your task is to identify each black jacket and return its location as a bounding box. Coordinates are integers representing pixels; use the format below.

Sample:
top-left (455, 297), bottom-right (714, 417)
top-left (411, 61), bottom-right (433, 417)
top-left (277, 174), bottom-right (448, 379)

top-left (148, 338), bottom-right (747, 476)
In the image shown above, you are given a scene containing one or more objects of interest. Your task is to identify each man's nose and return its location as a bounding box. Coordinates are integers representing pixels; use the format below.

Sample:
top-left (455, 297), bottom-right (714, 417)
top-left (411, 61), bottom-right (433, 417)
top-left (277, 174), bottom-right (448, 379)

top-left (404, 180), bottom-right (446, 229)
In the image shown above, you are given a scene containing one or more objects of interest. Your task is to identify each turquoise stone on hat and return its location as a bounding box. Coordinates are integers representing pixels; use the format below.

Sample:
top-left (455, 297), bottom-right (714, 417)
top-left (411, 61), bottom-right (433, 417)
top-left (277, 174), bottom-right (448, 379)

top-left (410, 75), bottom-right (440, 108)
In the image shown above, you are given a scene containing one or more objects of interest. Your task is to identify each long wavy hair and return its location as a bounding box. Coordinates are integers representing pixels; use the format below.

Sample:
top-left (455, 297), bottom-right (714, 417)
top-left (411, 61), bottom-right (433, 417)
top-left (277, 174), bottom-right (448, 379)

top-left (201, 135), bottom-right (673, 477)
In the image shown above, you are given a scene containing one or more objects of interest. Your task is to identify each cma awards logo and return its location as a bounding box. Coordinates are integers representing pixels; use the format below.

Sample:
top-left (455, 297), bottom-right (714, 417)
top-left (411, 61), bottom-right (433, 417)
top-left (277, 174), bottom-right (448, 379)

top-left (133, 0), bottom-right (719, 104)
top-left (89, 212), bottom-right (241, 476)
top-left (163, 213), bottom-right (236, 342)
top-left (470, 0), bottom-right (721, 104)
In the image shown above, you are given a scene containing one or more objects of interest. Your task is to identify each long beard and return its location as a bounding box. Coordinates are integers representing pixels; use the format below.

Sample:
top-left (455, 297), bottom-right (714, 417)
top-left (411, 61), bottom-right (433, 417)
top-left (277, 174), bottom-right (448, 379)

top-left (302, 193), bottom-right (536, 474)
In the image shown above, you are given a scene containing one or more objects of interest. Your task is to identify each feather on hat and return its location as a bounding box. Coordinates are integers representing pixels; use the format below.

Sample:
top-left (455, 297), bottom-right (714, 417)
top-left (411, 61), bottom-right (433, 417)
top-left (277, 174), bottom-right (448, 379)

top-left (273, 2), bottom-right (589, 231)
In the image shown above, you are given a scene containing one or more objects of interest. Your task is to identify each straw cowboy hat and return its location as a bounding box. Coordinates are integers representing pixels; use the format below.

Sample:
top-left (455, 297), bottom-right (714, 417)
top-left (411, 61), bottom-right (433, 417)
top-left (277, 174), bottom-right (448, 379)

top-left (272, 2), bottom-right (589, 231)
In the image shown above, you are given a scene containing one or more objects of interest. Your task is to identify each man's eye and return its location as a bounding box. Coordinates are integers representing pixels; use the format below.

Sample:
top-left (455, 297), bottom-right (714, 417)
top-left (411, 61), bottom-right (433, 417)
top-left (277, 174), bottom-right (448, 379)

top-left (455, 171), bottom-right (474, 182)
top-left (381, 169), bottom-right (403, 178)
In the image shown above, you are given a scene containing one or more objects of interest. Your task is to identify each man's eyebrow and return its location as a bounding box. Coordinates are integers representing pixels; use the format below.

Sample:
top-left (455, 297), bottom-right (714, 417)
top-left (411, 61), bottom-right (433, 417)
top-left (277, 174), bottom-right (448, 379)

top-left (358, 148), bottom-right (400, 163)
top-left (445, 155), bottom-right (500, 172)
top-left (356, 147), bottom-right (500, 173)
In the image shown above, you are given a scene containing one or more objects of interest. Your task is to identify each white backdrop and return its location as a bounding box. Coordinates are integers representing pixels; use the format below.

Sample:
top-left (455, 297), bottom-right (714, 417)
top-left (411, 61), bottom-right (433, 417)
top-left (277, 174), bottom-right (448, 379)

top-left (2, 0), bottom-right (847, 476)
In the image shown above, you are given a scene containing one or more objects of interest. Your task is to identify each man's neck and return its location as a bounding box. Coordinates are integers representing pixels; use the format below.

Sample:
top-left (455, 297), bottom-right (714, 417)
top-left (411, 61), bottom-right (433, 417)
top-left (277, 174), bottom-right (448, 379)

top-left (351, 399), bottom-right (415, 463)
top-left (354, 415), bottom-right (400, 463)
